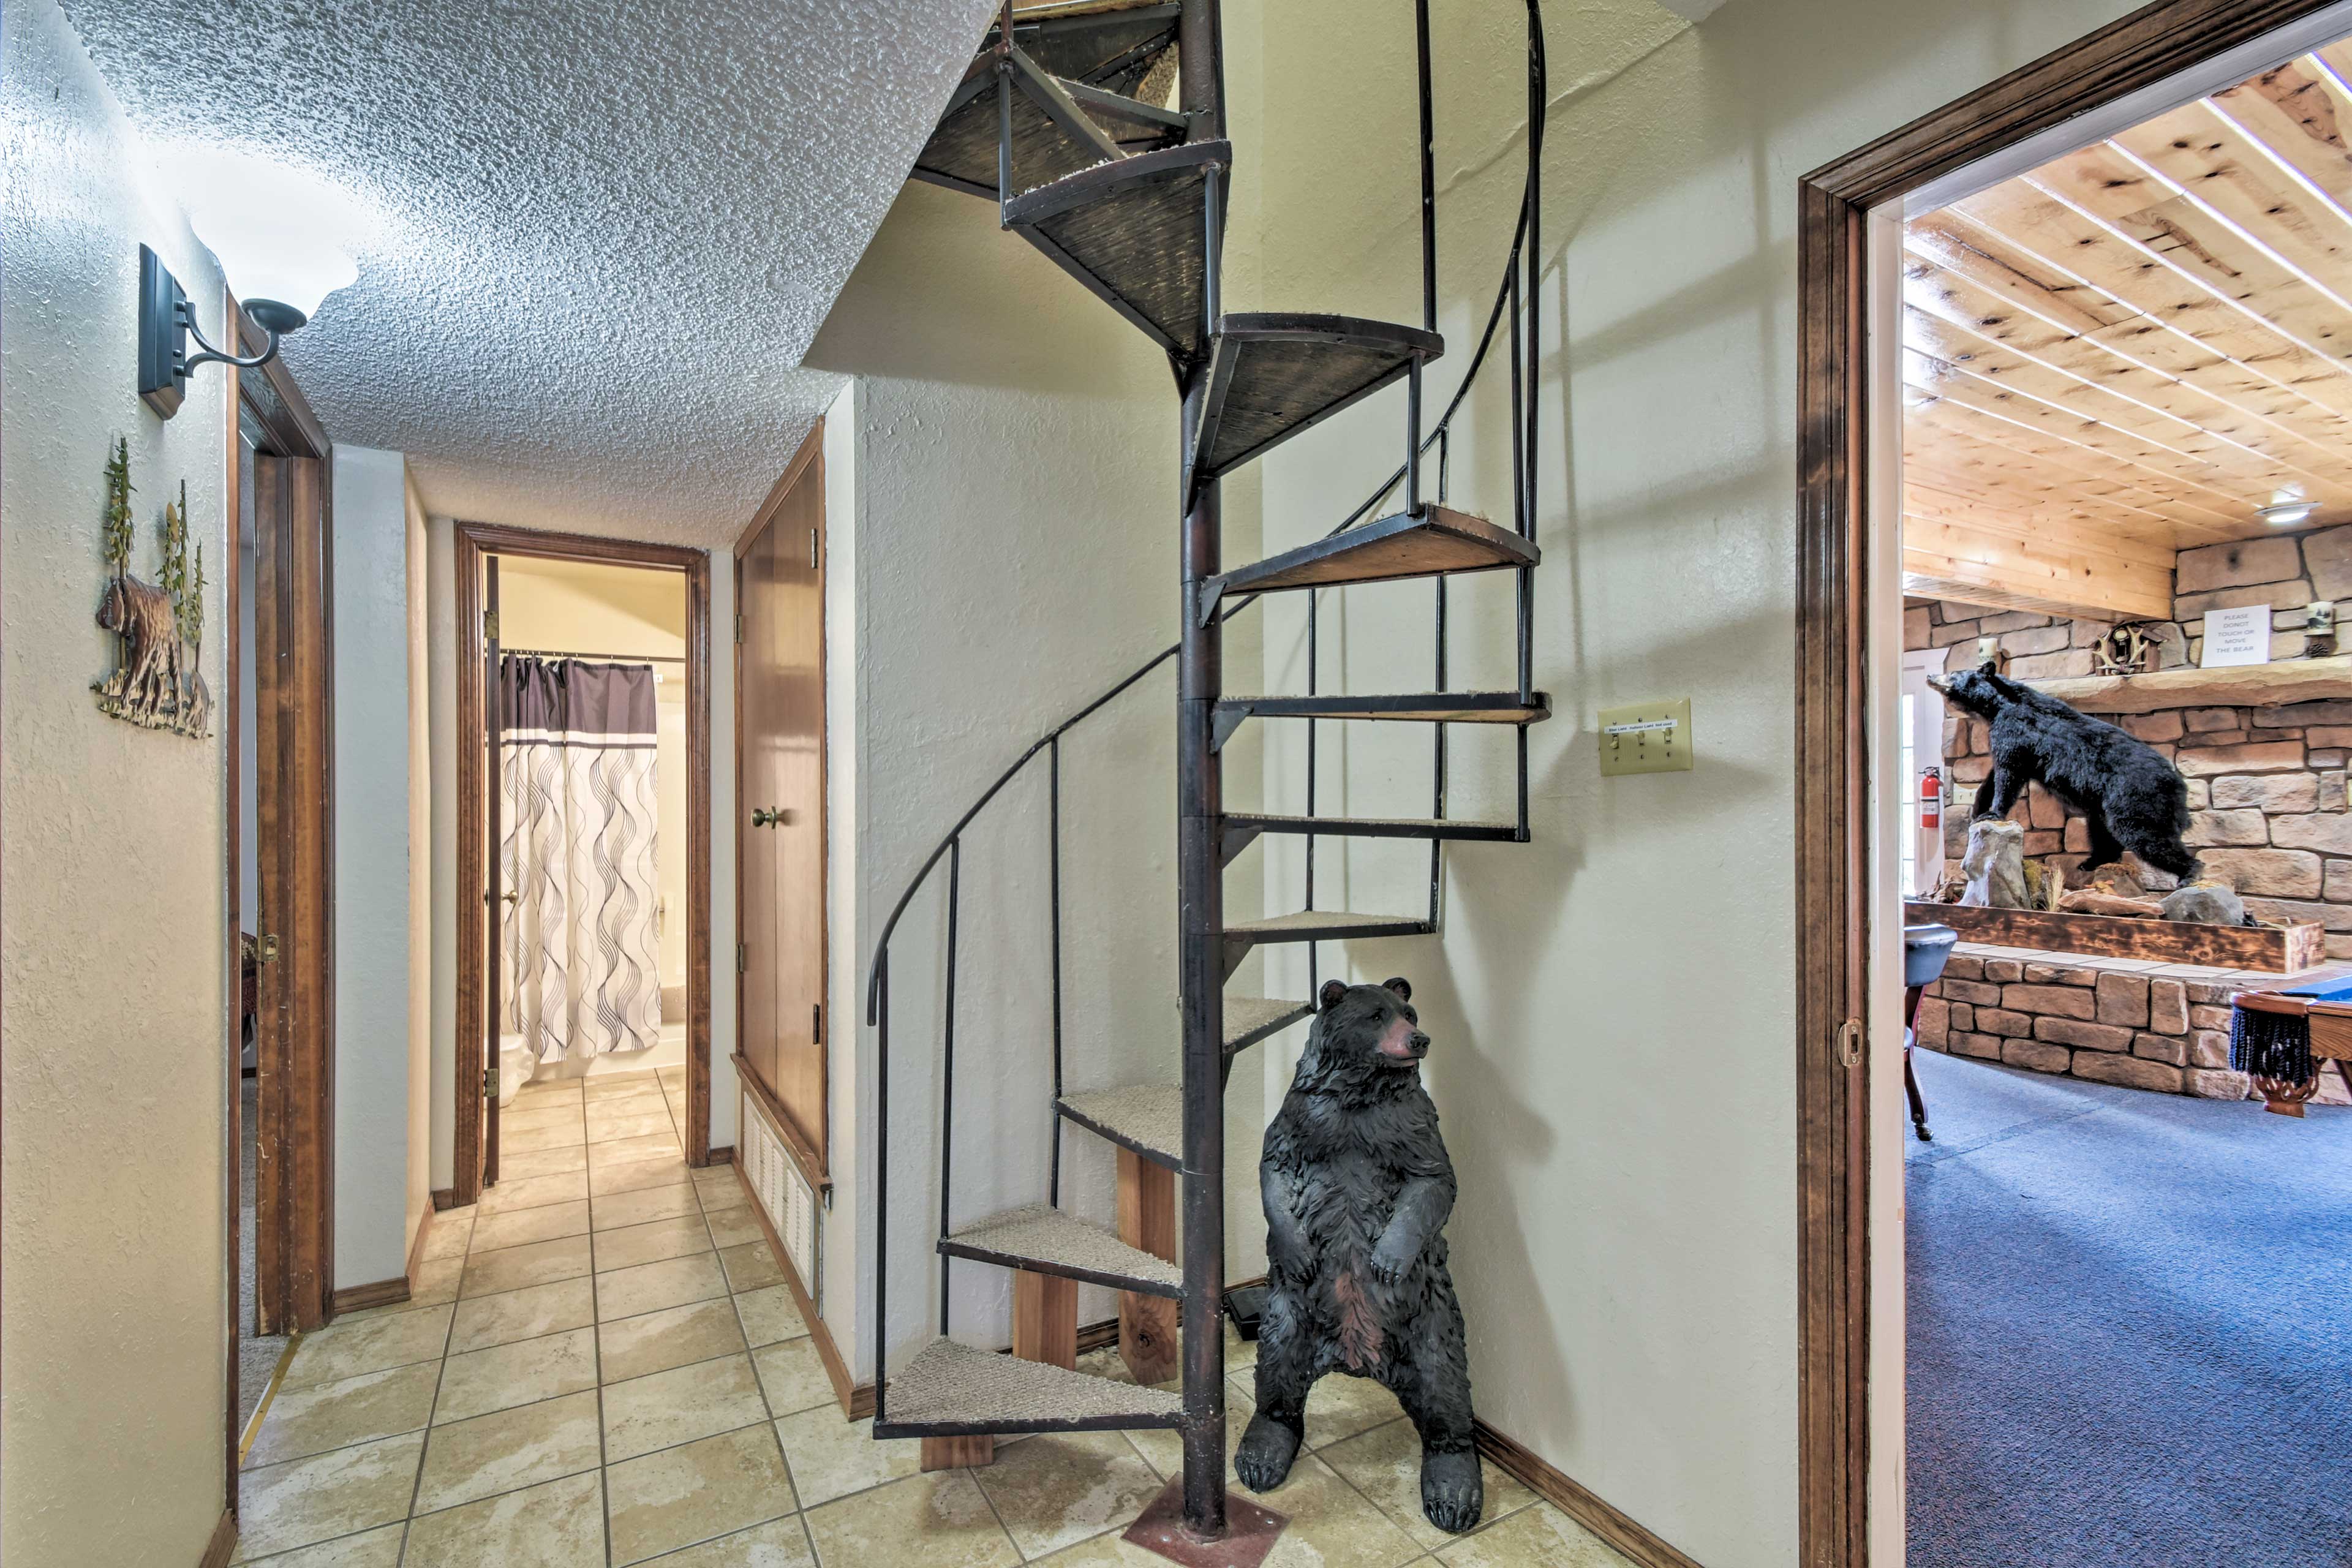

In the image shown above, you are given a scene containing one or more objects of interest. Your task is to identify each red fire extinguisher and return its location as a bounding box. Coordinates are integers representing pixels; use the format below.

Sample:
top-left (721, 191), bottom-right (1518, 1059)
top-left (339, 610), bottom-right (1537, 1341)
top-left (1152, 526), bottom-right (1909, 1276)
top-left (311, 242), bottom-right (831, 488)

top-left (1921, 766), bottom-right (1943, 834)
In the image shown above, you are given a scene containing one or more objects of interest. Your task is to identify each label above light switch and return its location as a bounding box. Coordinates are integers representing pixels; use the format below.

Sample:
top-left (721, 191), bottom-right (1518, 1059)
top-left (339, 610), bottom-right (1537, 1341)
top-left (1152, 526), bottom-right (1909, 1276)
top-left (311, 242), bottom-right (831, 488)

top-left (1599, 698), bottom-right (1694, 776)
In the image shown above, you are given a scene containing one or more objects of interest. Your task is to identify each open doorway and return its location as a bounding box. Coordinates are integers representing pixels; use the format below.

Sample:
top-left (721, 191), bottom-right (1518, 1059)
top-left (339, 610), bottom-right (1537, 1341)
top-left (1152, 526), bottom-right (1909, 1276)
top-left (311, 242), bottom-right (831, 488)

top-left (1799, 2), bottom-right (2352, 1561)
top-left (452, 525), bottom-right (713, 1206)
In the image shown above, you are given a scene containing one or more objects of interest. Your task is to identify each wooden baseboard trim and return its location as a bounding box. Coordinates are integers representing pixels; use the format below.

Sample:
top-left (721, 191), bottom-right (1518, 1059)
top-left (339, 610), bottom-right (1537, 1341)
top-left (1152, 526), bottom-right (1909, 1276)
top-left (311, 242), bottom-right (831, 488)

top-left (197, 1507), bottom-right (236, 1568)
top-left (706, 1145), bottom-right (735, 1165)
top-left (431, 1188), bottom-right (456, 1212)
top-left (328, 1276), bottom-right (412, 1317)
top-left (404, 1205), bottom-right (436, 1284)
top-left (729, 1158), bottom-right (870, 1419)
top-left (1474, 1420), bottom-right (1702, 1568)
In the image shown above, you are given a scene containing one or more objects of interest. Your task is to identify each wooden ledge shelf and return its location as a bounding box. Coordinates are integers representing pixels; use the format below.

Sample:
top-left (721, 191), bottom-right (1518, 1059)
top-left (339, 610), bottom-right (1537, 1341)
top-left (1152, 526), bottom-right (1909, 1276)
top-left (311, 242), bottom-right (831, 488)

top-left (2027, 657), bottom-right (2352, 715)
top-left (1904, 901), bottom-right (2326, 974)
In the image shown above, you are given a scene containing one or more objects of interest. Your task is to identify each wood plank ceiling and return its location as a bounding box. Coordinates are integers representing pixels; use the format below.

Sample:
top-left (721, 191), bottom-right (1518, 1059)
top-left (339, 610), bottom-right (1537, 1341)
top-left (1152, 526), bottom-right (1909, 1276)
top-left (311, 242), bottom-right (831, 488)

top-left (1904, 41), bottom-right (2352, 622)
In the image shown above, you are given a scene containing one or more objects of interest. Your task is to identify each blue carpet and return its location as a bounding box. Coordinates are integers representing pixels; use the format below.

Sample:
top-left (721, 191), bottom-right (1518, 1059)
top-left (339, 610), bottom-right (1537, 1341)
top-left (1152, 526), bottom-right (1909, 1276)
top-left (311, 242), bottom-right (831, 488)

top-left (1905, 1050), bottom-right (2352, 1567)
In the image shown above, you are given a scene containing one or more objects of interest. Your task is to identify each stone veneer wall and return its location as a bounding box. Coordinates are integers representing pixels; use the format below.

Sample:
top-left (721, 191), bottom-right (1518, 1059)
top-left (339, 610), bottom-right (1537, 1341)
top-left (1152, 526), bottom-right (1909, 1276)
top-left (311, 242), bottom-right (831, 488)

top-left (1917, 947), bottom-right (2352, 1106)
top-left (1910, 589), bottom-right (2352, 959)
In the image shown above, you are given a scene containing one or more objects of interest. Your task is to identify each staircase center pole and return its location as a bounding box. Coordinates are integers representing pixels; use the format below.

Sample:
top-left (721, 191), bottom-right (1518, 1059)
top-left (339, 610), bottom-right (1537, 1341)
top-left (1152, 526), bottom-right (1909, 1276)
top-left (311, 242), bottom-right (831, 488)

top-left (1176, 0), bottom-right (1228, 1540)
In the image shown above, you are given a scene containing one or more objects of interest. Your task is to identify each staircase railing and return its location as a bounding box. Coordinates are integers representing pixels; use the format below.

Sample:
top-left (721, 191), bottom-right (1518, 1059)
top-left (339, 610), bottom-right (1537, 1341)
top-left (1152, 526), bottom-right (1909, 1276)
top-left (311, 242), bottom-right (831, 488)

top-left (864, 0), bottom-right (1547, 1463)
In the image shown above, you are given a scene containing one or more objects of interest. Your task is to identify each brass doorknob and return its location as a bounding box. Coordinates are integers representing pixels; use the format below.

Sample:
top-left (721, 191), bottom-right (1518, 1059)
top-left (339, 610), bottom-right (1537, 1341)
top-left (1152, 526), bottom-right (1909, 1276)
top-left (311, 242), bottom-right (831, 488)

top-left (751, 807), bottom-right (790, 827)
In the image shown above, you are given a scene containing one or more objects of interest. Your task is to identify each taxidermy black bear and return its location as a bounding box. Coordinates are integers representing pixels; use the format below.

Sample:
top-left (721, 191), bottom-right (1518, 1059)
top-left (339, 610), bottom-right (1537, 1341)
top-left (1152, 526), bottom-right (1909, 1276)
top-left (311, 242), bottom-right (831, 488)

top-left (1930, 662), bottom-right (2198, 879)
top-left (1237, 975), bottom-right (1481, 1534)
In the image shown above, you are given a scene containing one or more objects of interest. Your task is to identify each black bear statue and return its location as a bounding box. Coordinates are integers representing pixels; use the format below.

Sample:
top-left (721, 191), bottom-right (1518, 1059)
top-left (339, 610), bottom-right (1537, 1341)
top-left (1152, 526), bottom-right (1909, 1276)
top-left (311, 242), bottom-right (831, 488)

top-left (1930, 662), bottom-right (2198, 880)
top-left (1236, 975), bottom-right (1482, 1534)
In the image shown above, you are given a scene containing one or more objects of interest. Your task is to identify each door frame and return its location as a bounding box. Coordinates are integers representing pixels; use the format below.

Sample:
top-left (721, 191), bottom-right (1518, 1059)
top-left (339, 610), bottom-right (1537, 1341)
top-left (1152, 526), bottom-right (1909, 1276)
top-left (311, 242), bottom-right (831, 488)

top-left (1793, 1), bottom-right (2344, 1561)
top-left (222, 296), bottom-right (337, 1502)
top-left (729, 418), bottom-right (832, 1191)
top-left (452, 522), bottom-right (714, 1204)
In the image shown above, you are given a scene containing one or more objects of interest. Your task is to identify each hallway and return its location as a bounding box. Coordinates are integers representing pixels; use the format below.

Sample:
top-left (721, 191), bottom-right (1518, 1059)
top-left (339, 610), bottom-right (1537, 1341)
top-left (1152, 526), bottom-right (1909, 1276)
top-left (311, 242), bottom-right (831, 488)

top-left (232, 1068), bottom-right (1615, 1566)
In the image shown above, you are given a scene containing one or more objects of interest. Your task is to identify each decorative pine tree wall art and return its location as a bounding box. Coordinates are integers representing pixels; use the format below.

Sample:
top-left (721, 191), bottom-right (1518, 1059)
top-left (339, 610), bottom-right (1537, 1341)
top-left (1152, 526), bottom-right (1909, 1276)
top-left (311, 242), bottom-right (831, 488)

top-left (92, 442), bottom-right (211, 738)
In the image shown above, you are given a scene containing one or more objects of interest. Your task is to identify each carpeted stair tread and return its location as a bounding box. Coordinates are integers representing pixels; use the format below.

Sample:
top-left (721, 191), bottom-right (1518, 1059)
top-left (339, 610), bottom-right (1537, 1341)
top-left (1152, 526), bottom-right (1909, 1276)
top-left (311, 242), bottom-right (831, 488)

top-left (941, 1204), bottom-right (1180, 1294)
top-left (885, 1336), bottom-right (1183, 1431)
top-left (1058, 1084), bottom-right (1184, 1164)
top-left (1224, 995), bottom-right (1313, 1050)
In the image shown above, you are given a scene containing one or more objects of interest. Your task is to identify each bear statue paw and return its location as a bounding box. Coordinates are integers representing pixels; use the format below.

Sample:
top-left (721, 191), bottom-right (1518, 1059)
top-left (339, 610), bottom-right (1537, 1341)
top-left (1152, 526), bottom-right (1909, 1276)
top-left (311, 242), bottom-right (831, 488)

top-left (1234, 1411), bottom-right (1303, 1493)
top-left (1420, 1447), bottom-right (1484, 1534)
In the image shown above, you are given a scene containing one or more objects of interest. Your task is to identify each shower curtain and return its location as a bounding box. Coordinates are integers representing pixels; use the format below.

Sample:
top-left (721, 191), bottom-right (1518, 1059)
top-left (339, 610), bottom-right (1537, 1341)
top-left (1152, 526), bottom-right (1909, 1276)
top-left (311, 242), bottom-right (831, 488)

top-left (501, 657), bottom-right (662, 1063)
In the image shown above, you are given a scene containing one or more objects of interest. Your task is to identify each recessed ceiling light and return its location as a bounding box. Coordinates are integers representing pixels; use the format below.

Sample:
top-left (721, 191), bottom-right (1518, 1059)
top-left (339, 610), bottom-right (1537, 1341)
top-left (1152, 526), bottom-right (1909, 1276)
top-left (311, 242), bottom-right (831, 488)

top-left (2261, 502), bottom-right (2316, 527)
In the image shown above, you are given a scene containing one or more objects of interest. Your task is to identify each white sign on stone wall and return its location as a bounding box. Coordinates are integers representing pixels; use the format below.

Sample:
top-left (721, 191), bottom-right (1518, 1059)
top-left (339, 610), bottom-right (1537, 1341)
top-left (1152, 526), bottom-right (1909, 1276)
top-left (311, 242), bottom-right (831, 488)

top-left (2200, 604), bottom-right (2272, 668)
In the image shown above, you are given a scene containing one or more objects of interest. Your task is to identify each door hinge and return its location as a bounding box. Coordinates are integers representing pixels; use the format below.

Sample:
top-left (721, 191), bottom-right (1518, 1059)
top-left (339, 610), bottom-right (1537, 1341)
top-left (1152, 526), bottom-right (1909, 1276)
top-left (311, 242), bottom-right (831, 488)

top-left (812, 1003), bottom-right (821, 1043)
top-left (737, 941), bottom-right (748, 975)
top-left (1837, 1018), bottom-right (1863, 1069)
top-left (810, 529), bottom-right (818, 570)
top-left (483, 608), bottom-right (499, 641)
top-left (483, 1064), bottom-right (499, 1101)
top-left (734, 611), bottom-right (744, 645)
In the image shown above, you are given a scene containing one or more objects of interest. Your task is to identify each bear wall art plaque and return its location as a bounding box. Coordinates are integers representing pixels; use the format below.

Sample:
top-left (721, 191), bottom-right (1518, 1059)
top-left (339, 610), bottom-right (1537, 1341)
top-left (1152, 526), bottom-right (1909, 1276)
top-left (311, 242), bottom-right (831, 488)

top-left (1238, 975), bottom-right (1483, 1534)
top-left (92, 437), bottom-right (210, 739)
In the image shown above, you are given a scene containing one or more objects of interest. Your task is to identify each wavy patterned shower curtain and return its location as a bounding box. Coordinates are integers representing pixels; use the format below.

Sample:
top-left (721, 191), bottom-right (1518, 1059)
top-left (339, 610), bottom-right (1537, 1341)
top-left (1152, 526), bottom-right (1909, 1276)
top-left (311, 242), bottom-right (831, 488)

top-left (501, 657), bottom-right (661, 1065)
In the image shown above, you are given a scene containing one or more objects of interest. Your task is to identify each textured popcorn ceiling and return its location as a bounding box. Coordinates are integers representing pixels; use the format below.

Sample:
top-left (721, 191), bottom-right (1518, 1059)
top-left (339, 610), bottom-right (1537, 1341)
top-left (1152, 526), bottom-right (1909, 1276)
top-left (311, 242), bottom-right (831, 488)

top-left (61, 0), bottom-right (999, 544)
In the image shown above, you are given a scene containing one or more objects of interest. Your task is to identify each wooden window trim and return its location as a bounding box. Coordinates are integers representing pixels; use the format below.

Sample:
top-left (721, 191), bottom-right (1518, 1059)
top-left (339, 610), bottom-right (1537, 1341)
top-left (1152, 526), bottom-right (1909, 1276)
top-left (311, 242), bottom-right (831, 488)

top-left (1793, 3), bottom-right (2342, 1562)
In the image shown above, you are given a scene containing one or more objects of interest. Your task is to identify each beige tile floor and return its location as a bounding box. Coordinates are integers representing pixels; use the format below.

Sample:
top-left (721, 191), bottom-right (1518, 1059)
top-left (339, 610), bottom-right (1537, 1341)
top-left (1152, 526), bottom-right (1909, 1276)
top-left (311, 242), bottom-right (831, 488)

top-left (234, 1065), bottom-right (1632, 1567)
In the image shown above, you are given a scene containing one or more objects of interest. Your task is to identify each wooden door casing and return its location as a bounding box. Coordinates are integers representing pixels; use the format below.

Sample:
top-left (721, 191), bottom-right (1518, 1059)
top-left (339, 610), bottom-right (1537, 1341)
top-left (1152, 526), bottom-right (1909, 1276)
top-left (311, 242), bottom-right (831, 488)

top-left (455, 523), bottom-right (715, 1201)
top-left (734, 424), bottom-right (829, 1182)
top-left (252, 451), bottom-right (334, 1333)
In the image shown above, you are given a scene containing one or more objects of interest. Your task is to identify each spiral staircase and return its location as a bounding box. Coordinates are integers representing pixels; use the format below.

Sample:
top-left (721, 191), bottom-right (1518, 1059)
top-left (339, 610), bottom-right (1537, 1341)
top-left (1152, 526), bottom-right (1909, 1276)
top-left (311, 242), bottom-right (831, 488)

top-left (865, 0), bottom-right (1550, 1544)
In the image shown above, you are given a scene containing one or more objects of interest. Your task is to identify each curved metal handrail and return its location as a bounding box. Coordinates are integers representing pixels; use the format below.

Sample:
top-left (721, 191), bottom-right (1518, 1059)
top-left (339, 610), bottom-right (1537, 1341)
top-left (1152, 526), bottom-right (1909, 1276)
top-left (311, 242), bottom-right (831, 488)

top-left (863, 2), bottom-right (1548, 1022)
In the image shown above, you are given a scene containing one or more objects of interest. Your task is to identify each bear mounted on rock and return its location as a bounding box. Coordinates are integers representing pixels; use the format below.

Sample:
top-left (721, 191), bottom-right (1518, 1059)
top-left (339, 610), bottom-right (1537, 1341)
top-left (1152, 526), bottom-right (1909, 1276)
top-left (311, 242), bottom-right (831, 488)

top-left (1929, 662), bottom-right (2199, 881)
top-left (1238, 975), bottom-right (1482, 1534)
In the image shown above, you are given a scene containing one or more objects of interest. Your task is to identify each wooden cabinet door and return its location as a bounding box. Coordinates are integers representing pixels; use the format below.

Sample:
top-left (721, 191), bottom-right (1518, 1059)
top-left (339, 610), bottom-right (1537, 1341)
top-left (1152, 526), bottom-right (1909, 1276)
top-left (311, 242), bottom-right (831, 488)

top-left (737, 444), bottom-right (827, 1172)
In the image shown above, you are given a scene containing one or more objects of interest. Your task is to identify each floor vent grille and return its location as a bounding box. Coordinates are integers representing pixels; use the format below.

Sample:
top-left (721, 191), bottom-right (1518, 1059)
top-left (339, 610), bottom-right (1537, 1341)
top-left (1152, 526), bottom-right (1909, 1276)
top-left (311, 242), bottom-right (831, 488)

top-left (741, 1090), bottom-right (819, 1296)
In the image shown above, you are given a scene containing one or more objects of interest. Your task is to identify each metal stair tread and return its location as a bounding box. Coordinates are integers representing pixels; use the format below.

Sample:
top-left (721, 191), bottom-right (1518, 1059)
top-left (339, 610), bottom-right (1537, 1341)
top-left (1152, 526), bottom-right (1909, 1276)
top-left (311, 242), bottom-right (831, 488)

top-left (994, 2), bottom-right (1180, 95)
top-left (1224, 812), bottom-right (1517, 840)
top-left (1210, 505), bottom-right (1539, 601)
top-left (914, 76), bottom-right (1121, 197)
top-left (1004, 140), bottom-right (1228, 361)
top-left (878, 1335), bottom-right (1184, 1437)
top-left (940, 1204), bottom-right (1182, 1295)
top-left (1217, 690), bottom-right (1549, 724)
top-left (1189, 315), bottom-right (1443, 490)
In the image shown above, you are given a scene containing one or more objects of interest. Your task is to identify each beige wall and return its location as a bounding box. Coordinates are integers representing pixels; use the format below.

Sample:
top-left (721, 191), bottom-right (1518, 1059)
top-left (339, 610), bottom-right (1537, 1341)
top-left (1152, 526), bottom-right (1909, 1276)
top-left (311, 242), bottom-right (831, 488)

top-left (0, 0), bottom-right (233, 1556)
top-left (333, 444), bottom-right (426, 1286)
top-left (407, 474), bottom-right (435, 1257)
top-left (1231, 0), bottom-right (2145, 1562)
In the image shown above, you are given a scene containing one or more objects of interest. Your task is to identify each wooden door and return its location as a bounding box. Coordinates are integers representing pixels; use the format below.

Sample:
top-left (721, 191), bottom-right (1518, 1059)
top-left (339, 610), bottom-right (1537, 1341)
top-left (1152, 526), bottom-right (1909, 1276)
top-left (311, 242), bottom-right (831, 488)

top-left (252, 451), bottom-right (333, 1332)
top-left (737, 443), bottom-right (828, 1174)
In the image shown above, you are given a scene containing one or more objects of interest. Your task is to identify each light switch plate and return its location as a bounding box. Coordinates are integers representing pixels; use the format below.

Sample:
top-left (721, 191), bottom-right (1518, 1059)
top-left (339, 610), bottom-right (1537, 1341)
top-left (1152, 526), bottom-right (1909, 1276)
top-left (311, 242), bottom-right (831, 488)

top-left (1599, 698), bottom-right (1694, 776)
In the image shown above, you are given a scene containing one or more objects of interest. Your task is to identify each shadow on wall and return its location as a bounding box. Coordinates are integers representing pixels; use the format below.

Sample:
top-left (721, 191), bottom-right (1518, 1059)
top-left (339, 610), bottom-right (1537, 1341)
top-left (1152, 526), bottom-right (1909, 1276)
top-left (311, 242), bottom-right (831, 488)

top-left (806, 179), bottom-right (1158, 399)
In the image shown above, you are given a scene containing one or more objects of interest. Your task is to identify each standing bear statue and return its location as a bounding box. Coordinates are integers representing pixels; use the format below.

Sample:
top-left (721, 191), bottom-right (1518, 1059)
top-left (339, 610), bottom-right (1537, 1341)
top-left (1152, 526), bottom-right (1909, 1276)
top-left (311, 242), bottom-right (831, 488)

top-left (1237, 975), bottom-right (1482, 1534)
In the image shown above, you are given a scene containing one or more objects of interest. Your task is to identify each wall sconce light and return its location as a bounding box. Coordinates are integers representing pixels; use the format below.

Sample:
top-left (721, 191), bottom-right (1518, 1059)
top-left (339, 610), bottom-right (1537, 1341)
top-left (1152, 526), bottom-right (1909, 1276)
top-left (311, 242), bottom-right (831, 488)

top-left (137, 149), bottom-right (359, 419)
